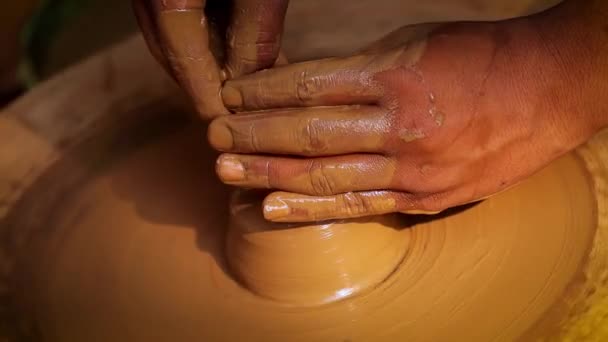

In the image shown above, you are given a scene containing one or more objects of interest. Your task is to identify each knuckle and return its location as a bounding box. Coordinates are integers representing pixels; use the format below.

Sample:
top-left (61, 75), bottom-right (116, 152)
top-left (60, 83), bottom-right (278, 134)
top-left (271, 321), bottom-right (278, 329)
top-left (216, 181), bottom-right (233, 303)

top-left (340, 192), bottom-right (374, 216)
top-left (296, 118), bottom-right (326, 154)
top-left (254, 44), bottom-right (280, 66)
top-left (260, 159), bottom-right (275, 189)
top-left (306, 160), bottom-right (335, 196)
top-left (216, 120), bottom-right (258, 152)
top-left (294, 69), bottom-right (317, 104)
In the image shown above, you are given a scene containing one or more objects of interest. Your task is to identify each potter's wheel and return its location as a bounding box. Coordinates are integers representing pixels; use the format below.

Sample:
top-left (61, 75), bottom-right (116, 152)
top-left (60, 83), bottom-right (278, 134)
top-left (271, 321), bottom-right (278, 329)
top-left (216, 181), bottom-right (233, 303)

top-left (1, 37), bottom-right (608, 342)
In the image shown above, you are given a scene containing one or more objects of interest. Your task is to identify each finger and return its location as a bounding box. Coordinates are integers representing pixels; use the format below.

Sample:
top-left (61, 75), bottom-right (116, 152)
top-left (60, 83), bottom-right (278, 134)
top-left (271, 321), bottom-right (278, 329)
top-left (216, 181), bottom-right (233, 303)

top-left (263, 191), bottom-right (442, 222)
top-left (264, 191), bottom-right (399, 222)
top-left (216, 153), bottom-right (395, 196)
top-left (262, 190), bottom-right (434, 222)
top-left (225, 0), bottom-right (289, 78)
top-left (221, 52), bottom-right (401, 111)
top-left (132, 0), bottom-right (174, 79)
top-left (208, 106), bottom-right (388, 156)
top-left (151, 0), bottom-right (229, 118)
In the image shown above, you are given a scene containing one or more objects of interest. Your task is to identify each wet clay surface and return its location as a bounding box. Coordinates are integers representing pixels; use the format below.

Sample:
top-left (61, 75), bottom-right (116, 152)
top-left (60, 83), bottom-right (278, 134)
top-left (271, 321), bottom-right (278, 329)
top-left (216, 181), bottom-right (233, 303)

top-left (11, 125), bottom-right (606, 341)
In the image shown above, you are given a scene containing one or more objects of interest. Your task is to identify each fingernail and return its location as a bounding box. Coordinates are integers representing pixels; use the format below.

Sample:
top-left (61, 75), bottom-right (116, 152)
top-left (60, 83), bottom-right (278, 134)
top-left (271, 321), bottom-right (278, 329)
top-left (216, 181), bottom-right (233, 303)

top-left (217, 155), bottom-right (245, 182)
top-left (208, 119), bottom-right (234, 151)
top-left (263, 196), bottom-right (292, 221)
top-left (221, 84), bottom-right (243, 109)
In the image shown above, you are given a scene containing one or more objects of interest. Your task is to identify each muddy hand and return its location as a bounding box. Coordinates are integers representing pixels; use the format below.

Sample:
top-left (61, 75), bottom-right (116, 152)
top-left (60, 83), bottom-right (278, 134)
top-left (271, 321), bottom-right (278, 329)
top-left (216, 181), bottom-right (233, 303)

top-left (209, 0), bottom-right (608, 222)
top-left (132, 0), bottom-right (289, 119)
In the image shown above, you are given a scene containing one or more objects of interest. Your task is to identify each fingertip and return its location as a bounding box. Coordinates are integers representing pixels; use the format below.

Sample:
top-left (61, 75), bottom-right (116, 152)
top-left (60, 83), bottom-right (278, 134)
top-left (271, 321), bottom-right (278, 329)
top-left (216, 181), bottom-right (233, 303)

top-left (208, 118), bottom-right (234, 151)
top-left (221, 83), bottom-right (243, 109)
top-left (216, 154), bottom-right (245, 183)
top-left (263, 193), bottom-right (292, 222)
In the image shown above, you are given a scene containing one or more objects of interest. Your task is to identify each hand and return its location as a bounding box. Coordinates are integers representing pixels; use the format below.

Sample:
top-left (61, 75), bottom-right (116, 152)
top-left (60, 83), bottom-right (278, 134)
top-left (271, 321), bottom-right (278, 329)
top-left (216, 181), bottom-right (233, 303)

top-left (208, 1), bottom-right (607, 222)
top-left (132, 0), bottom-right (289, 119)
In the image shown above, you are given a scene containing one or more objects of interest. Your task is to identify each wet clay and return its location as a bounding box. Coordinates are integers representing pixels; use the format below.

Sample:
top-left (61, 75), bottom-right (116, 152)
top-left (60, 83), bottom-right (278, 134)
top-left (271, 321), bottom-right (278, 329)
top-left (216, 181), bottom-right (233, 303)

top-left (227, 190), bottom-right (407, 305)
top-left (6, 123), bottom-right (607, 341)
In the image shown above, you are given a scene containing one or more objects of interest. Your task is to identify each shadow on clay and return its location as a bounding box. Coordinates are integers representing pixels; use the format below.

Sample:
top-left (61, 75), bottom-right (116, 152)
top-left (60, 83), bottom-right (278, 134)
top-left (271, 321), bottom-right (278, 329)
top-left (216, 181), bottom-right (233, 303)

top-left (400, 201), bottom-right (480, 228)
top-left (106, 122), bottom-right (234, 277)
top-left (0, 117), bottom-right (234, 340)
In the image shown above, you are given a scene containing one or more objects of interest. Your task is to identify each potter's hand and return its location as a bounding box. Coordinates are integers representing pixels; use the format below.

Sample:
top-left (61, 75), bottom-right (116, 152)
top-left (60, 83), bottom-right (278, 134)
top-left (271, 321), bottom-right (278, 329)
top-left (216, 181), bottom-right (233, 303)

top-left (208, 0), bottom-right (608, 222)
top-left (132, 0), bottom-right (289, 119)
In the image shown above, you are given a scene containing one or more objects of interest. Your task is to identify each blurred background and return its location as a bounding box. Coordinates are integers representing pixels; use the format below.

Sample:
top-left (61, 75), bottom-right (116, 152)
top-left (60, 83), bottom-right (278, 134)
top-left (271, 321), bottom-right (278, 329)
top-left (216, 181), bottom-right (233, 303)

top-left (1, 0), bottom-right (135, 106)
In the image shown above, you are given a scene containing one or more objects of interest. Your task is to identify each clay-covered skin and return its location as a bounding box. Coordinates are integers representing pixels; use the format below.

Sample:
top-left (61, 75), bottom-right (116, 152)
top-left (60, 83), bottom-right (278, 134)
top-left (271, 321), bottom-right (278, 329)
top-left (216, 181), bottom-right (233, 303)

top-left (209, 0), bottom-right (608, 222)
top-left (132, 0), bottom-right (288, 118)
